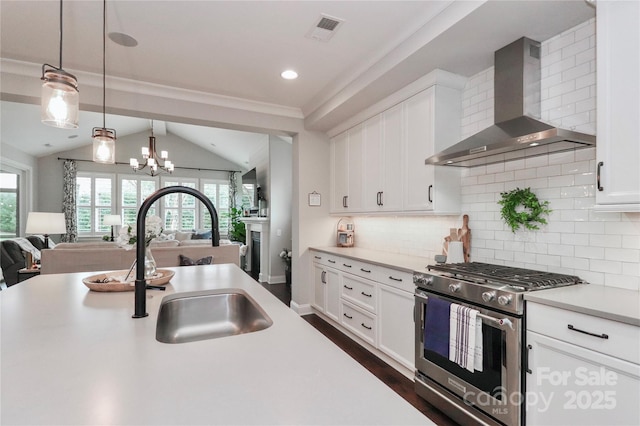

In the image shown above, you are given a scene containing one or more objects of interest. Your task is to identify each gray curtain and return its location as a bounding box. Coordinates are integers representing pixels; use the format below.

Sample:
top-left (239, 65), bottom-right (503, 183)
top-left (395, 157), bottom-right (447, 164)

top-left (60, 160), bottom-right (77, 242)
top-left (229, 171), bottom-right (237, 211)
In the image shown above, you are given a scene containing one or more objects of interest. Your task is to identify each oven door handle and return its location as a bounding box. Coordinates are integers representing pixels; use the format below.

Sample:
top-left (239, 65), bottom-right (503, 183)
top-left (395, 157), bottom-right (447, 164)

top-left (416, 292), bottom-right (514, 330)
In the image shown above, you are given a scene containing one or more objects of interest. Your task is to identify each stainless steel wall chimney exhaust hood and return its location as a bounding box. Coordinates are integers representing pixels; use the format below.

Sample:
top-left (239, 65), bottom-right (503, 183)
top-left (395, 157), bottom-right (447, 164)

top-left (426, 37), bottom-right (595, 167)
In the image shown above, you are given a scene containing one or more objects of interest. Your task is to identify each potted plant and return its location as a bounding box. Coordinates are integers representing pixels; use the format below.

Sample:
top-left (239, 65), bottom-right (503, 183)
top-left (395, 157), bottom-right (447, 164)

top-left (228, 207), bottom-right (246, 243)
top-left (279, 248), bottom-right (292, 287)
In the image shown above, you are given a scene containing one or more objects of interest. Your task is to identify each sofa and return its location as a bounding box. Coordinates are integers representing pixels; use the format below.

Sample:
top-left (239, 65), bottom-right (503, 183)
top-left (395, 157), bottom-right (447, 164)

top-left (40, 240), bottom-right (240, 275)
top-left (1, 236), bottom-right (48, 286)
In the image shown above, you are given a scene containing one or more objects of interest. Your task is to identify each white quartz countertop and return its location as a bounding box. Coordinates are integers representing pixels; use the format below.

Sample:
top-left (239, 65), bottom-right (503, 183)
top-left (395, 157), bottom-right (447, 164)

top-left (1, 264), bottom-right (432, 425)
top-left (524, 284), bottom-right (640, 326)
top-left (310, 246), bottom-right (431, 274)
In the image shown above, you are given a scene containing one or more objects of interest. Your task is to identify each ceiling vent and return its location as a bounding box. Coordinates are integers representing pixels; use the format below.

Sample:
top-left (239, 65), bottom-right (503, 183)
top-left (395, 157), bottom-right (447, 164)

top-left (306, 14), bottom-right (344, 42)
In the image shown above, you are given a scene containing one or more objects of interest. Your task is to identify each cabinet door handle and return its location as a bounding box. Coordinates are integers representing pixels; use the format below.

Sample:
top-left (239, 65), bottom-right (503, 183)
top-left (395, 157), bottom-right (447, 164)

top-left (361, 291), bottom-right (372, 298)
top-left (343, 285), bottom-right (353, 290)
top-left (321, 271), bottom-right (326, 284)
top-left (525, 344), bottom-right (532, 374)
top-left (388, 276), bottom-right (402, 282)
top-left (379, 191), bottom-right (384, 206)
top-left (343, 313), bottom-right (353, 319)
top-left (376, 191), bottom-right (380, 206)
top-left (597, 161), bottom-right (604, 191)
top-left (361, 323), bottom-right (372, 330)
top-left (360, 268), bottom-right (371, 273)
top-left (328, 259), bottom-right (336, 264)
top-left (343, 195), bottom-right (349, 208)
top-left (567, 324), bottom-right (609, 339)
top-left (343, 263), bottom-right (352, 268)
top-left (428, 185), bottom-right (433, 203)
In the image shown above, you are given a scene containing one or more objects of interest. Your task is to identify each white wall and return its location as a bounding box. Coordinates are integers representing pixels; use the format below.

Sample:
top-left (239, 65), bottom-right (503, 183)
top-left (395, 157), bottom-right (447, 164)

top-left (351, 19), bottom-right (640, 292)
top-left (268, 136), bottom-right (292, 282)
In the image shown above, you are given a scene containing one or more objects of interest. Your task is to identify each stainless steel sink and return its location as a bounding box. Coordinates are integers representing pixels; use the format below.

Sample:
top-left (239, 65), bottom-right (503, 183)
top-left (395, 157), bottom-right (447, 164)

top-left (156, 289), bottom-right (273, 344)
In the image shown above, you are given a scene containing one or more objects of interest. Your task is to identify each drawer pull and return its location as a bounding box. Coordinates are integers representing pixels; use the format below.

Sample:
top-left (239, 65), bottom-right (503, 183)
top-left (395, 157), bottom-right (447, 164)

top-left (361, 323), bottom-right (372, 330)
top-left (388, 276), bottom-right (403, 282)
top-left (343, 313), bottom-right (353, 319)
top-left (314, 255), bottom-right (321, 259)
top-left (343, 263), bottom-right (352, 268)
top-left (328, 259), bottom-right (336, 264)
top-left (343, 285), bottom-right (353, 290)
top-left (567, 324), bottom-right (609, 340)
top-left (361, 292), bottom-right (372, 298)
top-left (360, 268), bottom-right (371, 273)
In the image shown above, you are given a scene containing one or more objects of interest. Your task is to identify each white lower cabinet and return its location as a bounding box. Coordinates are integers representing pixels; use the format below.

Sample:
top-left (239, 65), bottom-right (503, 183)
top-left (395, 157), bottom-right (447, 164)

top-left (526, 302), bottom-right (640, 426)
top-left (378, 284), bottom-right (415, 370)
top-left (311, 250), bottom-right (415, 376)
top-left (312, 262), bottom-right (340, 323)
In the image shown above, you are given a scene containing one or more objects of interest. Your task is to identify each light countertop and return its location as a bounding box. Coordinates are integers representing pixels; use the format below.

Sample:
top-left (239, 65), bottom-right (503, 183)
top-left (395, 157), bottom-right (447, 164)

top-left (310, 246), bottom-right (431, 274)
top-left (524, 284), bottom-right (640, 327)
top-left (312, 246), bottom-right (639, 327)
top-left (1, 264), bottom-right (433, 425)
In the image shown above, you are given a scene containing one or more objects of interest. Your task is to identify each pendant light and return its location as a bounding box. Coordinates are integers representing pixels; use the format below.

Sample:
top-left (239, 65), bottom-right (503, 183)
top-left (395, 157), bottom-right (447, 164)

top-left (41, 0), bottom-right (79, 129)
top-left (92, 0), bottom-right (116, 164)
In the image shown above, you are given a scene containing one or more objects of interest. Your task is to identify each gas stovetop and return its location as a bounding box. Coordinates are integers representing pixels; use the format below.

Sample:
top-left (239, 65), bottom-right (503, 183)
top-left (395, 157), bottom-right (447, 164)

top-left (428, 262), bottom-right (583, 290)
top-left (414, 262), bottom-right (585, 315)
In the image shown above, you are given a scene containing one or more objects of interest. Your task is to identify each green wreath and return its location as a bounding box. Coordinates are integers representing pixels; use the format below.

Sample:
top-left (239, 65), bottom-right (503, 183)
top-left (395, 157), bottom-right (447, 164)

top-left (498, 187), bottom-right (551, 232)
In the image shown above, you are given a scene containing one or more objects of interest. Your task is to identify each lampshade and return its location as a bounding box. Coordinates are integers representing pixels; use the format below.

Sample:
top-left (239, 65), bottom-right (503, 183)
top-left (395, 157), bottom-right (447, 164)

top-left (25, 212), bottom-right (67, 235)
top-left (103, 214), bottom-right (122, 226)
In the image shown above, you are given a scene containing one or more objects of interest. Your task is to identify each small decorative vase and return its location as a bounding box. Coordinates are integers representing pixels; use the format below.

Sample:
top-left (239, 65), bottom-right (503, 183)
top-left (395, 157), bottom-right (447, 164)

top-left (144, 246), bottom-right (157, 278)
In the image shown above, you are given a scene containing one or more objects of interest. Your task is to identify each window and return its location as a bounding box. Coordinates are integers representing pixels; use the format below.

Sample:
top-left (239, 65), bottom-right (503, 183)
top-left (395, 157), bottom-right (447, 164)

top-left (0, 172), bottom-right (19, 238)
top-left (120, 175), bottom-right (158, 226)
top-left (201, 179), bottom-right (230, 237)
top-left (161, 178), bottom-right (197, 231)
top-left (77, 173), bottom-right (115, 235)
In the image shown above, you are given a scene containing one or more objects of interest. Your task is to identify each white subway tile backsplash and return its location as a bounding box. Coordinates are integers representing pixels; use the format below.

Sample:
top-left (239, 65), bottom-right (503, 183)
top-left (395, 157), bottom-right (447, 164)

top-left (575, 246), bottom-right (605, 259)
top-left (590, 260), bottom-right (623, 275)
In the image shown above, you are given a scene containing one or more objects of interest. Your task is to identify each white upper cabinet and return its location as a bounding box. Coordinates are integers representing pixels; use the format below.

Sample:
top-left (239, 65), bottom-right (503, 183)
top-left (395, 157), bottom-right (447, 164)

top-left (595, 0), bottom-right (640, 210)
top-left (403, 86), bottom-right (462, 213)
top-left (330, 124), bottom-right (363, 213)
top-left (330, 70), bottom-right (464, 215)
top-left (362, 105), bottom-right (404, 212)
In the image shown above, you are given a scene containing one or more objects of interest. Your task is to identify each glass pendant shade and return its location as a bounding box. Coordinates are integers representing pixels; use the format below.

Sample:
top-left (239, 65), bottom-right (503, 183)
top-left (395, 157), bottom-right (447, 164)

top-left (41, 68), bottom-right (79, 129)
top-left (92, 127), bottom-right (116, 164)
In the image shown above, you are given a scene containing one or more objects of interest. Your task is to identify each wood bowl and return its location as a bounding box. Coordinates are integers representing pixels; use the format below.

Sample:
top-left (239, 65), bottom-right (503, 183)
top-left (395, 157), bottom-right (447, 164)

top-left (82, 269), bottom-right (175, 292)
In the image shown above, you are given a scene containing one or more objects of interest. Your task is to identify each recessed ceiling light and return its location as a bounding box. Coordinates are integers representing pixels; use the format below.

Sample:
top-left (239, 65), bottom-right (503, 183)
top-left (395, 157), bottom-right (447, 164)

top-left (108, 32), bottom-right (138, 47)
top-left (281, 70), bottom-right (298, 80)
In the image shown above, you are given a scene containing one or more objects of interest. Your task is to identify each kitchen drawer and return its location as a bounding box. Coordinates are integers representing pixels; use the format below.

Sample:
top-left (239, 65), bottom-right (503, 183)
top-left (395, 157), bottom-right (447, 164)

top-left (311, 251), bottom-right (342, 268)
top-left (341, 273), bottom-right (376, 313)
top-left (371, 265), bottom-right (414, 293)
top-left (336, 258), bottom-right (373, 279)
top-left (341, 301), bottom-right (376, 346)
top-left (527, 302), bottom-right (640, 364)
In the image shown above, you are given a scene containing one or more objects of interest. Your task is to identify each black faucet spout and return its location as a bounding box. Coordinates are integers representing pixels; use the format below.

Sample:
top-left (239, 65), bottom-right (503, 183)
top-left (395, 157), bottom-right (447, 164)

top-left (133, 185), bottom-right (220, 318)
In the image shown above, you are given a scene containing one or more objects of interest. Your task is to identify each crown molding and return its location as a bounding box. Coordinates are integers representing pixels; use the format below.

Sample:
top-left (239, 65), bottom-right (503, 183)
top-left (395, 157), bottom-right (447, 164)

top-left (1, 59), bottom-right (304, 120)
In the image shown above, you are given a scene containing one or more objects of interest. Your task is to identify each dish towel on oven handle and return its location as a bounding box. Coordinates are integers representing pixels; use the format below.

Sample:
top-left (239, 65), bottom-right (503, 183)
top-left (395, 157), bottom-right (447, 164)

top-left (449, 304), bottom-right (483, 372)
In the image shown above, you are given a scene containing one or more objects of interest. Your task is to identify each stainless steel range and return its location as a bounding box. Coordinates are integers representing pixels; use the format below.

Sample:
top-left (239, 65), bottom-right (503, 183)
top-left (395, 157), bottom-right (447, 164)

top-left (414, 262), bottom-right (584, 426)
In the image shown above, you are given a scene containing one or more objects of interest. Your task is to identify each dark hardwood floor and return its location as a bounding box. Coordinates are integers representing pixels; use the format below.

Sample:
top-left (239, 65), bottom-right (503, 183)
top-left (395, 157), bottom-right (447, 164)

top-left (259, 281), bottom-right (458, 426)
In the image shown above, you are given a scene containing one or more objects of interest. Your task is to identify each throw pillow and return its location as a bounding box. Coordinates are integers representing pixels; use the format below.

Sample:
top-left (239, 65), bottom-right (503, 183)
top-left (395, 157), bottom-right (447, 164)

top-left (191, 230), bottom-right (212, 240)
top-left (179, 254), bottom-right (213, 266)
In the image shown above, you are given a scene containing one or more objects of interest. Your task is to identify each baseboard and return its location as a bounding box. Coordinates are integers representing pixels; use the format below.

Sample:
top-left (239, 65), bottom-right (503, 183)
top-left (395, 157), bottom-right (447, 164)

top-left (290, 301), bottom-right (312, 315)
top-left (267, 274), bottom-right (285, 284)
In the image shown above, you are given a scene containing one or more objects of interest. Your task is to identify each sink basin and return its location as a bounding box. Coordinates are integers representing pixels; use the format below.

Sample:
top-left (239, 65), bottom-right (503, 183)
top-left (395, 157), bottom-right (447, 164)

top-left (156, 289), bottom-right (273, 344)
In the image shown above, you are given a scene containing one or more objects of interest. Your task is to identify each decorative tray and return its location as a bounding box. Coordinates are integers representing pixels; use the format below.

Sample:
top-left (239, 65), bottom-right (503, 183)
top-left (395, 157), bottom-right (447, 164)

top-left (82, 269), bottom-right (175, 292)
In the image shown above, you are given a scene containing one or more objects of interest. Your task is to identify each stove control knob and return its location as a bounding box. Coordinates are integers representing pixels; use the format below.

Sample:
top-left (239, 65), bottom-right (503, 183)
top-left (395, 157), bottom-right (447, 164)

top-left (481, 291), bottom-right (496, 302)
top-left (498, 295), bottom-right (512, 306)
top-left (448, 283), bottom-right (461, 293)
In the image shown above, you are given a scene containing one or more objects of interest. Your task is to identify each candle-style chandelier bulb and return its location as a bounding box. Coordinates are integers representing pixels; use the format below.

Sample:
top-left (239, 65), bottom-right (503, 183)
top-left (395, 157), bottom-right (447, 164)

top-left (129, 120), bottom-right (174, 176)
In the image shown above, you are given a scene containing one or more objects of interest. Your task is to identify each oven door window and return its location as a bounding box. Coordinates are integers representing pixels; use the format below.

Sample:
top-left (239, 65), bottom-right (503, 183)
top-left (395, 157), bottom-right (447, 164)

top-left (424, 321), bottom-right (504, 399)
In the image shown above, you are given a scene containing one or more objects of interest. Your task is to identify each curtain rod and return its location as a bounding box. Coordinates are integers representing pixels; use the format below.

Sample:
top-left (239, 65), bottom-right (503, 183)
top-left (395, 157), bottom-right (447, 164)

top-left (57, 157), bottom-right (241, 173)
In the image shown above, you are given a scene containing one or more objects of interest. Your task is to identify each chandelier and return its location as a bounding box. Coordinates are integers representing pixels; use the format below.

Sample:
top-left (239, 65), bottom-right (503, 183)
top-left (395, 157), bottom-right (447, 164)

top-left (129, 121), bottom-right (174, 176)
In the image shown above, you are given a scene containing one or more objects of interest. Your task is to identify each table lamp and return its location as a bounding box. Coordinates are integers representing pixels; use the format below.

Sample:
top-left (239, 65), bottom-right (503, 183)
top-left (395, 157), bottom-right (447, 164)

top-left (103, 214), bottom-right (122, 242)
top-left (25, 212), bottom-right (66, 249)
